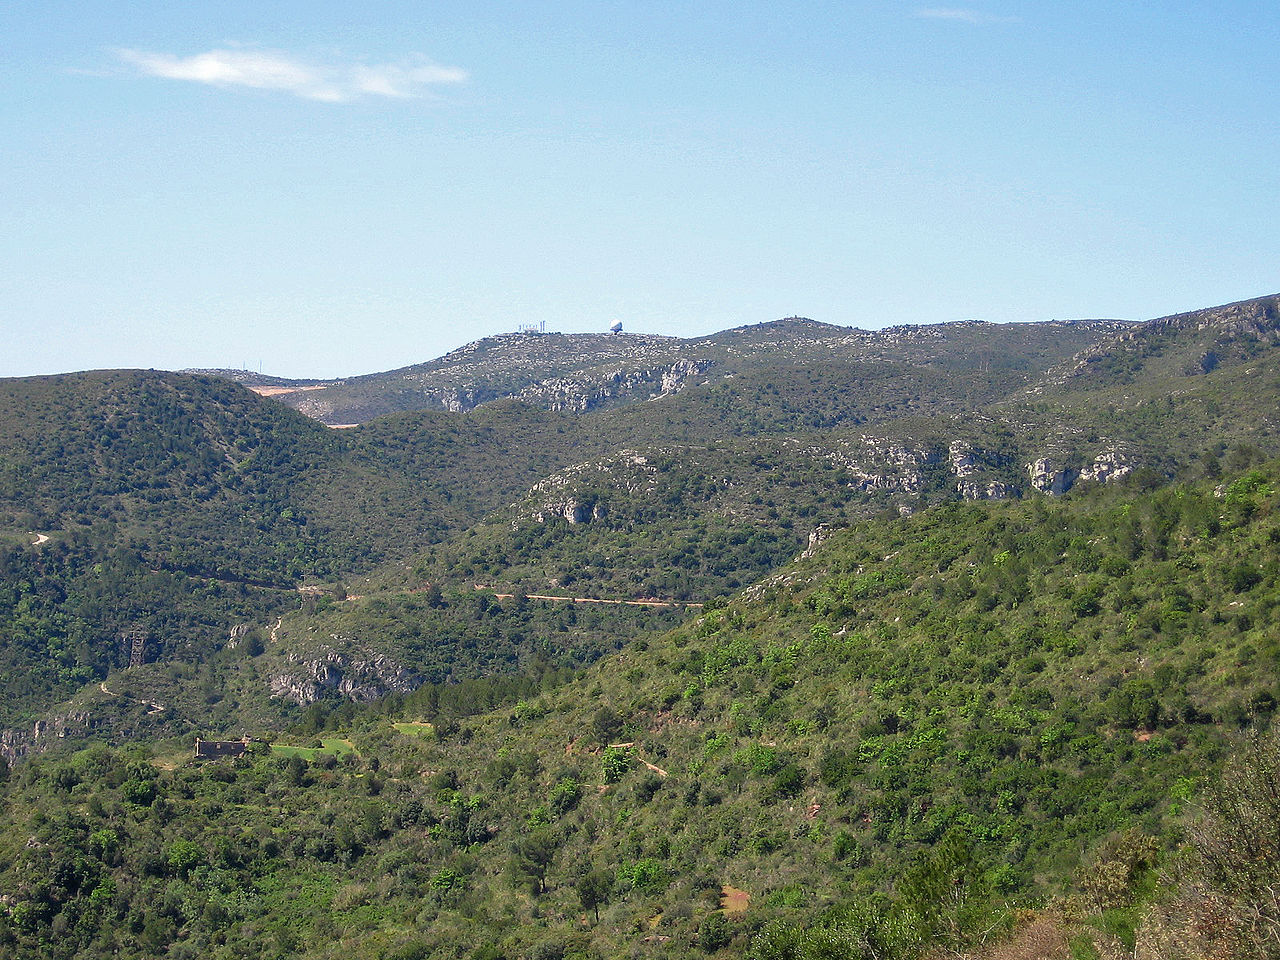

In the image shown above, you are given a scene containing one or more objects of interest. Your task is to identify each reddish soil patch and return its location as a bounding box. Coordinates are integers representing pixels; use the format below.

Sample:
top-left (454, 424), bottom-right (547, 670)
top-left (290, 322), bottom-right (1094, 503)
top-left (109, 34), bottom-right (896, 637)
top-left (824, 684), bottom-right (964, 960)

top-left (720, 885), bottom-right (750, 915)
top-left (248, 384), bottom-right (329, 397)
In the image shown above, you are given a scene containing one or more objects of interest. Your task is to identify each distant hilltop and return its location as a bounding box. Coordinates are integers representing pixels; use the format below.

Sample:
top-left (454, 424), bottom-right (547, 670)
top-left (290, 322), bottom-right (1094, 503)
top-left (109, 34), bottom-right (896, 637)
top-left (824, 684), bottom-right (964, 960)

top-left (184, 294), bottom-right (1279, 427)
top-left (194, 312), bottom-right (1137, 425)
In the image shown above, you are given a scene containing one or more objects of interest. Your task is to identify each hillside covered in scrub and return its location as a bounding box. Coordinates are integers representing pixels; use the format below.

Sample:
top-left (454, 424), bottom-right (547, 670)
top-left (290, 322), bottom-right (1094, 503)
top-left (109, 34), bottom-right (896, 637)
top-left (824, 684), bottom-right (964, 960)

top-left (210, 316), bottom-right (1126, 426)
top-left (0, 463), bottom-right (1277, 959)
top-left (2, 293), bottom-right (1280, 958)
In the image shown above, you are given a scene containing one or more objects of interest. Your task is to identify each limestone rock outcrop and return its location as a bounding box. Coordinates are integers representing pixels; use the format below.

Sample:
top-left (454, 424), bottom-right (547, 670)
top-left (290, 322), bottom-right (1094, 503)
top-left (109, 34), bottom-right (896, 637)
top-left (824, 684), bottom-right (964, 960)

top-left (269, 644), bottom-right (418, 706)
top-left (1028, 458), bottom-right (1077, 495)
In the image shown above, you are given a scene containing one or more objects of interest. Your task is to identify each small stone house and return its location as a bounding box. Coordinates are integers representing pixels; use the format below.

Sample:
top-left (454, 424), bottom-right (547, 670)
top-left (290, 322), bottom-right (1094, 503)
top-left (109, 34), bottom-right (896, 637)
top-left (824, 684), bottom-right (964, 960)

top-left (194, 737), bottom-right (251, 760)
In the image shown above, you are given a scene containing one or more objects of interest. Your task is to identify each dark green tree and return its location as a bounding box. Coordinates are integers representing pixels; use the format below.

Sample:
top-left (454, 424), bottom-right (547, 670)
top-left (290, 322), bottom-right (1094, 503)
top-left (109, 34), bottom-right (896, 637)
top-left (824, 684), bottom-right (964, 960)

top-left (575, 869), bottom-right (612, 923)
top-left (510, 828), bottom-right (559, 895)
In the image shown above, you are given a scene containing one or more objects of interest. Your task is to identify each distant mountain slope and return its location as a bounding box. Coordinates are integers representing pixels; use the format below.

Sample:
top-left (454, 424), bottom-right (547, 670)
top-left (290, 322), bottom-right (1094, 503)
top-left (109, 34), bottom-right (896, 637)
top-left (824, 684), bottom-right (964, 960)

top-left (284, 331), bottom-right (695, 423)
top-left (5, 294), bottom-right (1280, 757)
top-left (0, 370), bottom-right (441, 580)
top-left (1000, 292), bottom-right (1280, 488)
top-left (1050, 291), bottom-right (1280, 393)
top-left (180, 368), bottom-right (324, 389)
top-left (0, 370), bottom-right (337, 558)
top-left (0, 371), bottom-right (349, 728)
top-left (245, 317), bottom-right (1129, 425)
top-left (0, 376), bottom-right (591, 731)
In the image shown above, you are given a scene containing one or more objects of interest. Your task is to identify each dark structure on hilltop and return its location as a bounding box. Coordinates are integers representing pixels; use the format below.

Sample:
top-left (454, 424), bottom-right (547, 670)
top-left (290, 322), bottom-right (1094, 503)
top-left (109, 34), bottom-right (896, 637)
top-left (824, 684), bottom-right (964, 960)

top-left (122, 625), bottom-right (147, 668)
top-left (194, 737), bottom-right (251, 760)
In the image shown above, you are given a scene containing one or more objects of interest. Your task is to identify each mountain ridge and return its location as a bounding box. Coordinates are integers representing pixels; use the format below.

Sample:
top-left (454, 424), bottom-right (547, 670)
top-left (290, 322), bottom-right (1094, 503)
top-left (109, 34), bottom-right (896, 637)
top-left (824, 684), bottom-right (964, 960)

top-left (3, 292), bottom-right (1277, 761)
top-left (2, 291), bottom-right (1280, 958)
top-left (180, 293), bottom-right (1280, 427)
top-left (187, 314), bottom-right (1133, 425)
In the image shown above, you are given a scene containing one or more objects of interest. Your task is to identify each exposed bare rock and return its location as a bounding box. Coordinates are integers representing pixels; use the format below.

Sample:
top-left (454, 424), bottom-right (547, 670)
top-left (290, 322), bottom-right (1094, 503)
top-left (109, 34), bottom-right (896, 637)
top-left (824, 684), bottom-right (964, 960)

top-left (658, 359), bottom-right (715, 396)
top-left (507, 358), bottom-right (717, 413)
top-left (256, 316), bottom-right (1121, 424)
top-left (523, 451), bottom-right (664, 524)
top-left (958, 479), bottom-right (1017, 500)
top-left (562, 500), bottom-right (590, 524)
top-left (812, 436), bottom-right (944, 495)
top-left (1028, 458), bottom-right (1077, 495)
top-left (1057, 294), bottom-right (1280, 384)
top-left (1079, 449), bottom-right (1132, 484)
top-left (800, 524), bottom-right (834, 560)
top-left (0, 710), bottom-right (95, 765)
top-left (948, 440), bottom-right (1016, 497)
top-left (285, 332), bottom-right (719, 421)
top-left (850, 470), bottom-right (924, 494)
top-left (949, 440), bottom-right (979, 478)
top-left (1153, 293), bottom-right (1280, 337)
top-left (269, 644), bottom-right (419, 706)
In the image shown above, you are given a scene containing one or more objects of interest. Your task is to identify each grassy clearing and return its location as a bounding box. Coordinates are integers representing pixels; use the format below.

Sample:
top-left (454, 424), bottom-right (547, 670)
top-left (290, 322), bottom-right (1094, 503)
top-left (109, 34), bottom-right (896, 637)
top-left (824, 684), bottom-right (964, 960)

top-left (270, 737), bottom-right (356, 760)
top-left (391, 721), bottom-right (435, 737)
top-left (150, 749), bottom-right (192, 772)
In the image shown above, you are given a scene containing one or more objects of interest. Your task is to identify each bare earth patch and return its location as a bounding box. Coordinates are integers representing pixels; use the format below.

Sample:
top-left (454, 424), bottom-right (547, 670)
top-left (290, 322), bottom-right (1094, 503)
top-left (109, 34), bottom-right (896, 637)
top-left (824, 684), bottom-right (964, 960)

top-left (720, 885), bottom-right (750, 915)
top-left (248, 384), bottom-right (330, 397)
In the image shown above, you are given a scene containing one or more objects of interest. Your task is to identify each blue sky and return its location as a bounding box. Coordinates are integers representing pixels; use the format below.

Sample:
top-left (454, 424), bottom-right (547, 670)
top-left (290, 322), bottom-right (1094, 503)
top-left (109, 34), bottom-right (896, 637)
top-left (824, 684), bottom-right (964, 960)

top-left (3, 1), bottom-right (1278, 378)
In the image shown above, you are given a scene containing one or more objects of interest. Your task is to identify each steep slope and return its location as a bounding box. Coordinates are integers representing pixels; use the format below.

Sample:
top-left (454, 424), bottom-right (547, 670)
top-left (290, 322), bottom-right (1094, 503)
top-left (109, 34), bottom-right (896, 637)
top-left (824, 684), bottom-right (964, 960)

top-left (1052, 291), bottom-right (1280, 394)
top-left (992, 292), bottom-right (1280, 494)
top-left (0, 465), bottom-right (1275, 959)
top-left (0, 376), bottom-right (593, 736)
top-left (0, 370), bottom-right (441, 578)
top-left (4, 295), bottom-right (1278, 760)
top-left (0, 371), bottom-right (359, 731)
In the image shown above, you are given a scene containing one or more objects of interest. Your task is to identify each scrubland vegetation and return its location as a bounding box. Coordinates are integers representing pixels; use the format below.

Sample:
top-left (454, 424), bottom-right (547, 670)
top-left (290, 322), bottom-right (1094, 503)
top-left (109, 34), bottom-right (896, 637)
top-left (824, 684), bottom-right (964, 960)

top-left (2, 295), bottom-right (1280, 957)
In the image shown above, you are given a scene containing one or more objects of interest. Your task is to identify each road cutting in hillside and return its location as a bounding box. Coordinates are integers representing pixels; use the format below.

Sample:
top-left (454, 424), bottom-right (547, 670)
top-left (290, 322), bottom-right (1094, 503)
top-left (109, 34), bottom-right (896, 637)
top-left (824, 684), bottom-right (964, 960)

top-left (479, 587), bottom-right (702, 609)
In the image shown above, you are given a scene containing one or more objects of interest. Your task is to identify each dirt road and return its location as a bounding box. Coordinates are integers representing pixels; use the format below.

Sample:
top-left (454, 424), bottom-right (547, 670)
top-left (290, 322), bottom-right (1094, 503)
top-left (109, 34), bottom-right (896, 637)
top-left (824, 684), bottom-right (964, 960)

top-left (485, 590), bottom-right (701, 609)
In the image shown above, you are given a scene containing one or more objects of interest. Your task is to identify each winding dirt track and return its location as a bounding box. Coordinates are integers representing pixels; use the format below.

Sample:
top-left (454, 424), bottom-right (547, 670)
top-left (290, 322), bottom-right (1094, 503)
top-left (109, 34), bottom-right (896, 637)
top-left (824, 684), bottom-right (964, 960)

top-left (486, 591), bottom-right (702, 609)
top-left (99, 680), bottom-right (165, 714)
top-left (606, 742), bottom-right (669, 778)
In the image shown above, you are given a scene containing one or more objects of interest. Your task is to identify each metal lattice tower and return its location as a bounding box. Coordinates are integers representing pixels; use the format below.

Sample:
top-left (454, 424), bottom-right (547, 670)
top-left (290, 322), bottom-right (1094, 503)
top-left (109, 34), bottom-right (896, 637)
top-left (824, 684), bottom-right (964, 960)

top-left (124, 625), bottom-right (147, 668)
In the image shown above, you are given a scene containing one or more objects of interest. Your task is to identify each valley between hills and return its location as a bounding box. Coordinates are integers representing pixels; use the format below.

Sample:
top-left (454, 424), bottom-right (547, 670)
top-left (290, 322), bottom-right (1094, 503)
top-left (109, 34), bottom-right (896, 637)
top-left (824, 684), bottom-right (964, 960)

top-left (1, 295), bottom-right (1279, 959)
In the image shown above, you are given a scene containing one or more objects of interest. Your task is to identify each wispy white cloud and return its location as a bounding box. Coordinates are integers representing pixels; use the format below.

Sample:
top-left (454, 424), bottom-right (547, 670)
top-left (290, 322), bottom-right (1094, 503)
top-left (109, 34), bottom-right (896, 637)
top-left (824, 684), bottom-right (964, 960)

top-left (115, 47), bottom-right (467, 103)
top-left (913, 8), bottom-right (1019, 24)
